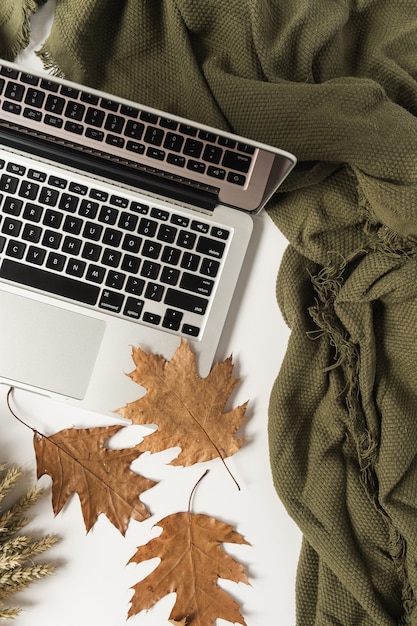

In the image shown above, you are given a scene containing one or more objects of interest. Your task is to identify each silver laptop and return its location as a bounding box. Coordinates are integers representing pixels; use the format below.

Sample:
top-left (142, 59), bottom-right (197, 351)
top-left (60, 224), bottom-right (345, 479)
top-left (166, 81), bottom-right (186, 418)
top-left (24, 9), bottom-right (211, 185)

top-left (0, 59), bottom-right (296, 417)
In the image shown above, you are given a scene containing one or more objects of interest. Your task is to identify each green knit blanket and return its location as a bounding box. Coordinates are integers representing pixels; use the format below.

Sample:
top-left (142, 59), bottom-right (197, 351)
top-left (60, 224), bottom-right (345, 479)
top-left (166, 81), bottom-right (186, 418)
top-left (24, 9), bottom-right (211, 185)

top-left (2, 1), bottom-right (417, 624)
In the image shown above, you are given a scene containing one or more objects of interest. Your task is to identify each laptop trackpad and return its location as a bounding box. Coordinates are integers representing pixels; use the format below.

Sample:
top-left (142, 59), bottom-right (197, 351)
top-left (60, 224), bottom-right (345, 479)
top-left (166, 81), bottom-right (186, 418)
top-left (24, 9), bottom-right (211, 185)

top-left (0, 291), bottom-right (105, 399)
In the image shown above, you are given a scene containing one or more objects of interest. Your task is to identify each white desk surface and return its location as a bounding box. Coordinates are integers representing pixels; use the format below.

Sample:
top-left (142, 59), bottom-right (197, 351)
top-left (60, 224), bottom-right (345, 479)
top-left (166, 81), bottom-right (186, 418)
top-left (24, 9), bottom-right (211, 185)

top-left (2, 3), bottom-right (302, 624)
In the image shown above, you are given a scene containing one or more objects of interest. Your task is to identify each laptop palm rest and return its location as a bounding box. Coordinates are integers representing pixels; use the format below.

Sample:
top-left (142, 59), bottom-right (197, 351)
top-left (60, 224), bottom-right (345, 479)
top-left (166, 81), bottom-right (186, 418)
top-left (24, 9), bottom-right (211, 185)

top-left (0, 291), bottom-right (105, 399)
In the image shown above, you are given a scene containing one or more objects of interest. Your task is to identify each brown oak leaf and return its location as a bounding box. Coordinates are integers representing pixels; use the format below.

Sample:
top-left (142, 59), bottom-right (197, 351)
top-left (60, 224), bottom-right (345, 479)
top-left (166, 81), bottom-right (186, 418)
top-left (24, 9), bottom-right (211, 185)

top-left (34, 425), bottom-right (155, 534)
top-left (128, 512), bottom-right (250, 625)
top-left (117, 340), bottom-right (247, 466)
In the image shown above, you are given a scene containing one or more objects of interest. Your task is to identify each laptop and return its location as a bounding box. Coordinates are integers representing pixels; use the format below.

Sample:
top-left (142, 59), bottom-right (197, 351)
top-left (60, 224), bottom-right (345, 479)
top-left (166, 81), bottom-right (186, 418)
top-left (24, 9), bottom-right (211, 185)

top-left (0, 58), bottom-right (296, 417)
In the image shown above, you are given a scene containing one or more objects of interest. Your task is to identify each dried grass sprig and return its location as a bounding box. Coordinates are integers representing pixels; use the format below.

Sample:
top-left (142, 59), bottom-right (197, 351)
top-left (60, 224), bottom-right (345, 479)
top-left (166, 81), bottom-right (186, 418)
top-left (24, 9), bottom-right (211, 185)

top-left (0, 463), bottom-right (58, 621)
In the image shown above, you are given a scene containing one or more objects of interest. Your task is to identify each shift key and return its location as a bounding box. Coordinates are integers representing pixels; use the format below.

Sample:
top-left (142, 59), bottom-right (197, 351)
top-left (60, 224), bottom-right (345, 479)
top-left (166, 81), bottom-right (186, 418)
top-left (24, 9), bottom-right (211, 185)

top-left (165, 288), bottom-right (208, 315)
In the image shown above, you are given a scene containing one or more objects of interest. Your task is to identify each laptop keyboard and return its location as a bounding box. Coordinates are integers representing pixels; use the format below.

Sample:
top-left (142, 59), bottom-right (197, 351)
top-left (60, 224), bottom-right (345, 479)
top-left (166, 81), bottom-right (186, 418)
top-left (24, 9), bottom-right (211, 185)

top-left (0, 64), bottom-right (256, 195)
top-left (0, 151), bottom-right (231, 339)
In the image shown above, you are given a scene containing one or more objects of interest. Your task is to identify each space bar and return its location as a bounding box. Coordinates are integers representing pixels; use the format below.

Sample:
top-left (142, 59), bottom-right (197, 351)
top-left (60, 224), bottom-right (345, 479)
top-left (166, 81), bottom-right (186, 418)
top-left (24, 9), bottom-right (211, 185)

top-left (0, 260), bottom-right (100, 306)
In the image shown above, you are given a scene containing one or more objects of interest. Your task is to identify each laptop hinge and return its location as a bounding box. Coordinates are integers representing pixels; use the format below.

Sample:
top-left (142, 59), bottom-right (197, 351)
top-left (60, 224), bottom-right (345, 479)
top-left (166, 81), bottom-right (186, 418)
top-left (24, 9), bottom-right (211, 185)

top-left (0, 122), bottom-right (219, 212)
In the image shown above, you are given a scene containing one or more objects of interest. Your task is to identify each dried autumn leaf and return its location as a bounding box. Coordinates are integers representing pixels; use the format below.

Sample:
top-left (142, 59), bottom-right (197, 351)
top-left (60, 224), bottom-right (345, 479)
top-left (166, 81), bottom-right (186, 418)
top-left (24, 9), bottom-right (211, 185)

top-left (34, 425), bottom-right (155, 534)
top-left (128, 512), bottom-right (250, 625)
top-left (117, 340), bottom-right (247, 467)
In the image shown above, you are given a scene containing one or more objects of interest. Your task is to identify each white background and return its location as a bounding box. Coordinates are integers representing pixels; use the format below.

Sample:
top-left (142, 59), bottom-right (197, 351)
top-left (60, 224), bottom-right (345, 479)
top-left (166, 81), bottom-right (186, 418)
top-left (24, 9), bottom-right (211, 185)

top-left (0, 2), bottom-right (302, 624)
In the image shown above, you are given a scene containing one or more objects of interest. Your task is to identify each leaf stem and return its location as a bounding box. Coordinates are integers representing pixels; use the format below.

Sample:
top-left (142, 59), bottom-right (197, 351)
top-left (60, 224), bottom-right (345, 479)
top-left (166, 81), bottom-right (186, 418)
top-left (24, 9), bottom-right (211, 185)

top-left (6, 387), bottom-right (39, 436)
top-left (188, 469), bottom-right (209, 513)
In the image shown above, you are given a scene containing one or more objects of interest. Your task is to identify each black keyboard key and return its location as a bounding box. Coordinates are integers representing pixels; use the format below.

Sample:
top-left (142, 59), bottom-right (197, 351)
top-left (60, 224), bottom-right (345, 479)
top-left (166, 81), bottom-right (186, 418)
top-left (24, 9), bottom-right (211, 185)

top-left (82, 242), bottom-right (101, 262)
top-left (46, 252), bottom-right (66, 272)
top-left (150, 208), bottom-right (169, 221)
top-left (163, 133), bottom-right (184, 152)
top-left (237, 142), bottom-right (255, 154)
top-left (48, 175), bottom-right (67, 189)
top-left (43, 209), bottom-right (63, 228)
top-left (66, 258), bottom-right (86, 278)
top-left (63, 215), bottom-right (82, 234)
top-left (64, 121), bottom-right (83, 135)
top-left (22, 223), bottom-right (42, 243)
top-left (105, 114), bottom-right (124, 133)
top-left (162, 309), bottom-right (183, 331)
top-left (2, 101), bottom-right (21, 115)
top-left (120, 105), bottom-right (139, 118)
top-left (160, 117), bottom-right (178, 130)
top-left (21, 73), bottom-right (39, 86)
top-left (45, 94), bottom-right (65, 114)
top-left (7, 163), bottom-right (25, 176)
top-left (210, 226), bottom-right (230, 240)
top-left (143, 312), bottom-right (161, 325)
top-left (207, 166), bottom-right (226, 180)
top-left (2, 217), bottom-right (22, 237)
top-left (28, 169), bottom-right (47, 183)
top-left (39, 187), bottom-right (59, 206)
top-left (138, 218), bottom-right (157, 237)
top-left (42, 229), bottom-right (62, 249)
top-left (5, 82), bottom-right (24, 101)
top-left (3, 197), bottom-right (23, 215)
top-left (144, 282), bottom-right (164, 302)
top-left (83, 221), bottom-right (103, 241)
top-left (85, 107), bottom-right (105, 127)
top-left (187, 160), bottom-right (205, 174)
top-left (181, 252), bottom-right (200, 271)
top-left (59, 193), bottom-right (80, 213)
top-left (140, 111), bottom-right (158, 124)
top-left (105, 270), bottom-right (126, 290)
top-left (99, 206), bottom-right (118, 225)
top-left (23, 108), bottom-right (42, 122)
top-left (18, 180), bottom-right (39, 200)
top-left (102, 248), bottom-right (122, 267)
top-left (122, 233), bottom-right (141, 253)
top-left (222, 150), bottom-right (251, 173)
top-left (160, 267), bottom-right (180, 285)
top-left (177, 230), bottom-right (196, 249)
top-left (161, 246), bottom-right (181, 265)
top-left (103, 227), bottom-right (122, 247)
top-left (86, 128), bottom-right (105, 142)
top-left (227, 172), bottom-right (246, 186)
top-left (99, 289), bottom-right (124, 313)
top-left (157, 224), bottom-right (177, 243)
top-left (60, 86), bottom-right (80, 99)
top-left (167, 154), bottom-right (185, 167)
top-left (142, 240), bottom-right (162, 259)
top-left (118, 212), bottom-right (138, 231)
top-left (191, 220), bottom-right (209, 234)
top-left (164, 288), bottom-right (208, 315)
top-left (101, 98), bottom-right (119, 111)
top-left (90, 188), bottom-right (108, 202)
top-left (141, 260), bottom-right (160, 279)
top-left (26, 246), bottom-right (46, 265)
top-left (0, 67), bottom-right (18, 79)
top-left (182, 324), bottom-right (200, 337)
top-left (62, 236), bottom-right (81, 255)
top-left (68, 182), bottom-right (88, 195)
top-left (121, 254), bottom-right (141, 273)
top-left (126, 276), bottom-right (145, 295)
top-left (180, 273), bottom-right (214, 296)
top-left (24, 88), bottom-right (45, 107)
top-left (125, 120), bottom-right (145, 140)
top-left (80, 92), bottom-right (100, 105)
top-left (183, 138), bottom-right (203, 158)
top-left (64, 100), bottom-right (85, 121)
top-left (86, 264), bottom-right (106, 283)
top-left (44, 114), bottom-right (63, 129)
top-left (106, 134), bottom-right (125, 149)
top-left (123, 297), bottom-right (144, 320)
top-left (23, 203), bottom-right (43, 222)
top-left (40, 78), bottom-right (59, 92)
top-left (202, 145), bottom-right (222, 164)
top-left (6, 239), bottom-right (26, 259)
top-left (179, 124), bottom-right (197, 137)
top-left (0, 259), bottom-right (99, 305)
top-left (0, 174), bottom-right (19, 193)
top-left (79, 199), bottom-right (99, 218)
top-left (146, 147), bottom-right (165, 161)
top-left (144, 126), bottom-right (164, 146)
top-left (196, 235), bottom-right (225, 258)
top-left (200, 257), bottom-right (220, 277)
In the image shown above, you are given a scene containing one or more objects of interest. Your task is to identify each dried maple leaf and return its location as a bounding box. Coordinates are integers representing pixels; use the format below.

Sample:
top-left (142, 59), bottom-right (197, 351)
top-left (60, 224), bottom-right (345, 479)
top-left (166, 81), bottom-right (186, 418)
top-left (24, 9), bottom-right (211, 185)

top-left (34, 425), bottom-right (155, 534)
top-left (128, 512), bottom-right (250, 625)
top-left (117, 340), bottom-right (247, 467)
